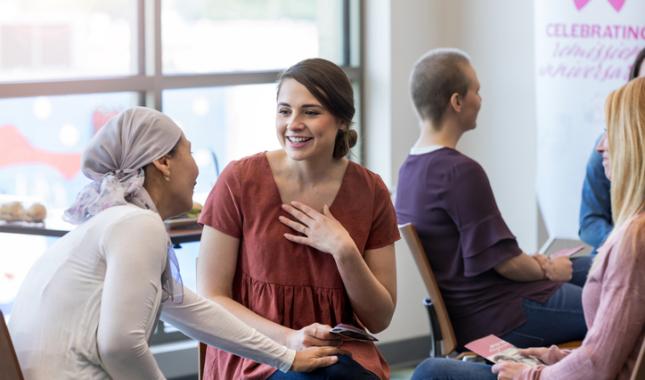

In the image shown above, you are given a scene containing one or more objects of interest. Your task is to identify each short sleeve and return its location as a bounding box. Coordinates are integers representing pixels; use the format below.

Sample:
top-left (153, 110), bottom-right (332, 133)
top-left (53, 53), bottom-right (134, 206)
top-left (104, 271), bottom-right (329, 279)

top-left (365, 175), bottom-right (400, 250)
top-left (199, 161), bottom-right (244, 238)
top-left (445, 160), bottom-right (520, 277)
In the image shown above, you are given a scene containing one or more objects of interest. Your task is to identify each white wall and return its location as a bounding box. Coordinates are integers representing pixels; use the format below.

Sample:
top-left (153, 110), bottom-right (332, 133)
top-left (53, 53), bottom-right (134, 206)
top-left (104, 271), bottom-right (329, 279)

top-left (364, 0), bottom-right (537, 343)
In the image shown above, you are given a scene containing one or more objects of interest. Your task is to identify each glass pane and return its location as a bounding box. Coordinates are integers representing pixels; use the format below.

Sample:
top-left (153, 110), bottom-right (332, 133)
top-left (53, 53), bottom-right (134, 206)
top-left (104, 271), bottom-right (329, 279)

top-left (163, 84), bottom-right (281, 203)
top-left (0, 92), bottom-right (136, 316)
top-left (0, 93), bottom-right (137, 208)
top-left (0, 0), bottom-right (137, 81)
top-left (351, 81), bottom-right (362, 163)
top-left (0, 233), bottom-right (52, 317)
top-left (154, 240), bottom-right (199, 336)
top-left (162, 0), bottom-right (344, 73)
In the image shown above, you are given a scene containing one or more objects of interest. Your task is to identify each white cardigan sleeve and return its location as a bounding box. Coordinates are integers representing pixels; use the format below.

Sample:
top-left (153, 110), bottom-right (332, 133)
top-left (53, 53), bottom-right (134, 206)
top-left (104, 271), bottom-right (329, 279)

top-left (97, 212), bottom-right (168, 379)
top-left (96, 212), bottom-right (295, 379)
top-left (161, 287), bottom-right (295, 373)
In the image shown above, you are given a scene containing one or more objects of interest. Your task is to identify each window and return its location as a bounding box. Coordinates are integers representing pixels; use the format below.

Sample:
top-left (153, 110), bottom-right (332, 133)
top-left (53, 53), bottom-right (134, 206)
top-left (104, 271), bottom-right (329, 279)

top-left (0, 0), bottom-right (137, 81)
top-left (162, 0), bottom-right (345, 73)
top-left (0, 0), bottom-right (362, 344)
top-left (0, 93), bottom-right (136, 208)
top-left (163, 84), bottom-right (284, 203)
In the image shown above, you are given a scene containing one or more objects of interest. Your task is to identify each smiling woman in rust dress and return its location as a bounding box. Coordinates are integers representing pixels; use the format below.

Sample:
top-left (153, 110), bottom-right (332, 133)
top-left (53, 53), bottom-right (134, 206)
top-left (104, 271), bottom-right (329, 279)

top-left (198, 58), bottom-right (400, 380)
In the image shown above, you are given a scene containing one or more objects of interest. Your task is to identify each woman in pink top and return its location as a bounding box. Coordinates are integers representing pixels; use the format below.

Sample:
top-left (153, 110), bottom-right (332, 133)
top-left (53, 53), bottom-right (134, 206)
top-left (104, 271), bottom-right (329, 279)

top-left (198, 58), bottom-right (399, 380)
top-left (492, 77), bottom-right (645, 379)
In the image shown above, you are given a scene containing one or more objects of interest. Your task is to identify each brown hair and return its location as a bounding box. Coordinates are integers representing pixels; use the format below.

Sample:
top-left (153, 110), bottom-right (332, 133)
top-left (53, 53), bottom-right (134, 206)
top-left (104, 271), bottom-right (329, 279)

top-left (410, 48), bottom-right (472, 126)
top-left (278, 58), bottom-right (357, 159)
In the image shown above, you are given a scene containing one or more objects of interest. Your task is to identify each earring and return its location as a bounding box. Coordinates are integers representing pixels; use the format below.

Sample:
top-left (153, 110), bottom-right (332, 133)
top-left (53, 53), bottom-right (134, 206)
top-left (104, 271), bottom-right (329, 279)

top-left (164, 175), bottom-right (171, 182)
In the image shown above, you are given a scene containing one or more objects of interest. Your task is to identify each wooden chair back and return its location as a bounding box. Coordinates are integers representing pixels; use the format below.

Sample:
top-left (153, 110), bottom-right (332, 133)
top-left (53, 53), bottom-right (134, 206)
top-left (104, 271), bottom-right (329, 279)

top-left (0, 310), bottom-right (25, 380)
top-left (196, 257), bottom-right (207, 380)
top-left (399, 223), bottom-right (457, 357)
top-left (198, 342), bottom-right (207, 380)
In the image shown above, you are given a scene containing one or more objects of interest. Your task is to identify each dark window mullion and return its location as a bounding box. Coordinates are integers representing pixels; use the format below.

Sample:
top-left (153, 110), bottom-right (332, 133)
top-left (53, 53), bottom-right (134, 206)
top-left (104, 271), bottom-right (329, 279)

top-left (342, 0), bottom-right (351, 67)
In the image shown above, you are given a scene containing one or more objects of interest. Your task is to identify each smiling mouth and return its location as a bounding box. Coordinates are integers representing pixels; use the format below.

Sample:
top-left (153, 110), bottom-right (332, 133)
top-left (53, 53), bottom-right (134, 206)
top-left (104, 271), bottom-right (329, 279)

top-left (286, 136), bottom-right (313, 143)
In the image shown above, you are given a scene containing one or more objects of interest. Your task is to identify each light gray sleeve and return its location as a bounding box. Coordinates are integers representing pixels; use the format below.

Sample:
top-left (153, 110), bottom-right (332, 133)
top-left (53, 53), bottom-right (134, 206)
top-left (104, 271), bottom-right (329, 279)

top-left (160, 286), bottom-right (296, 373)
top-left (97, 213), bottom-right (168, 380)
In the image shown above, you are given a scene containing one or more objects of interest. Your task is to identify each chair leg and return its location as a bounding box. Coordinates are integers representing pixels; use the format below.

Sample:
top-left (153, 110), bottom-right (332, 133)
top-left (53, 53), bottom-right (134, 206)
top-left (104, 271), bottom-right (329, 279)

top-left (424, 298), bottom-right (443, 357)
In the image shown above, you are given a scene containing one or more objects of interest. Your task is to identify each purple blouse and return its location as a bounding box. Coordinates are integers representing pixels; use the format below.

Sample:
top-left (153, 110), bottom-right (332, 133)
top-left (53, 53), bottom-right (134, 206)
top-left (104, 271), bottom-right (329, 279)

top-left (395, 148), bottom-right (560, 346)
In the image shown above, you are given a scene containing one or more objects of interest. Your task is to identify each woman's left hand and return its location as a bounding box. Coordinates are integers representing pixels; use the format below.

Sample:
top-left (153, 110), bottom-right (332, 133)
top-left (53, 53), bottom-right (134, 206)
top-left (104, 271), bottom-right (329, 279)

top-left (491, 361), bottom-right (530, 380)
top-left (279, 201), bottom-right (356, 258)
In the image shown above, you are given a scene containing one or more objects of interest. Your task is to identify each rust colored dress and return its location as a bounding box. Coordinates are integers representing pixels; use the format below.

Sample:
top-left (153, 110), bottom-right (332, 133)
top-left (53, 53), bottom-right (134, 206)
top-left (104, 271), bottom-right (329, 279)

top-left (199, 153), bottom-right (400, 380)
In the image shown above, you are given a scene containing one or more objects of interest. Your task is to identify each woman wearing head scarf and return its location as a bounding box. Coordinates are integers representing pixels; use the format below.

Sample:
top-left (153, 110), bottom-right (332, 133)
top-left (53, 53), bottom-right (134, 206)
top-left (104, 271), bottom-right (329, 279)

top-left (8, 107), bottom-right (341, 379)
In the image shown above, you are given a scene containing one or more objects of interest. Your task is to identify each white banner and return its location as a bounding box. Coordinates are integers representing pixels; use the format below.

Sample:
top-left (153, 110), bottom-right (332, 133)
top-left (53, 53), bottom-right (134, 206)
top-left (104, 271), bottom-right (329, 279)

top-left (535, 0), bottom-right (645, 239)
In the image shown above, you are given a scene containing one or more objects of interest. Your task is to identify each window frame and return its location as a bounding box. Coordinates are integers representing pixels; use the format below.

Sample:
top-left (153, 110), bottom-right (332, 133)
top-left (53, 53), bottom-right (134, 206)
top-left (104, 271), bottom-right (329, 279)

top-left (0, 0), bottom-right (363, 115)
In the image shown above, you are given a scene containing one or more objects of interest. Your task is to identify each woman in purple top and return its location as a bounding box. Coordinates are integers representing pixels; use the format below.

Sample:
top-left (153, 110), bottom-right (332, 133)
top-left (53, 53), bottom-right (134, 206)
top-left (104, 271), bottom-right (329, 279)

top-left (395, 48), bottom-right (591, 361)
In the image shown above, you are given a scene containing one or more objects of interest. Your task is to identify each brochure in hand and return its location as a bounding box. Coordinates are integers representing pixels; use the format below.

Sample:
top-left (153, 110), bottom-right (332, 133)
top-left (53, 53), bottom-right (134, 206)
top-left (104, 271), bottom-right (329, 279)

top-left (330, 323), bottom-right (378, 342)
top-left (464, 335), bottom-right (542, 367)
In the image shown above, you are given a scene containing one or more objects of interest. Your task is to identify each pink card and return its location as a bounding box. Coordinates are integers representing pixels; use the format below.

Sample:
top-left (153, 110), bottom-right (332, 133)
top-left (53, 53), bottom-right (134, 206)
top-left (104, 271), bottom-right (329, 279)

top-left (465, 335), bottom-right (541, 367)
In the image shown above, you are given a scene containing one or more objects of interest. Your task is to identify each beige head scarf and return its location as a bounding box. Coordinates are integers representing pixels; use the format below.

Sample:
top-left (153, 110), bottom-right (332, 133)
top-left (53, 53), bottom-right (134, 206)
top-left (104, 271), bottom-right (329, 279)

top-left (64, 106), bottom-right (184, 303)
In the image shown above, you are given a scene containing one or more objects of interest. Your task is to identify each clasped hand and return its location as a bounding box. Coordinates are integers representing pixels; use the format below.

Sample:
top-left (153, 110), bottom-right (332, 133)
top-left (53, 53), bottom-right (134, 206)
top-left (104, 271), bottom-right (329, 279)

top-left (544, 256), bottom-right (573, 282)
top-left (279, 201), bottom-right (356, 258)
top-left (491, 348), bottom-right (543, 380)
top-left (286, 322), bottom-right (342, 350)
top-left (492, 346), bottom-right (561, 379)
top-left (491, 360), bottom-right (530, 380)
top-left (533, 254), bottom-right (572, 282)
top-left (288, 323), bottom-right (350, 372)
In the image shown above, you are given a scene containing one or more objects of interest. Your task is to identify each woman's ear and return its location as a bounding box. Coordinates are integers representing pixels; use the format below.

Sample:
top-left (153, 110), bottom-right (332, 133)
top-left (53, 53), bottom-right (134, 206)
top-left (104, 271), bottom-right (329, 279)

top-left (335, 118), bottom-right (349, 132)
top-left (449, 92), bottom-right (462, 113)
top-left (150, 156), bottom-right (171, 181)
